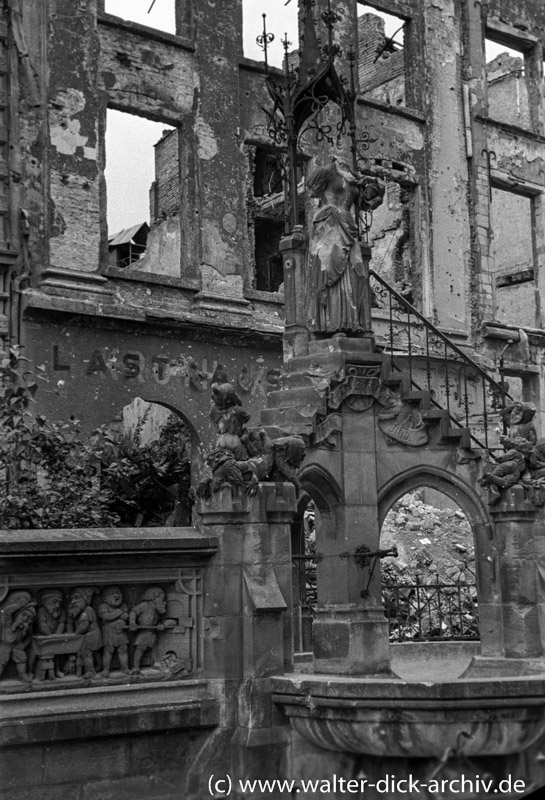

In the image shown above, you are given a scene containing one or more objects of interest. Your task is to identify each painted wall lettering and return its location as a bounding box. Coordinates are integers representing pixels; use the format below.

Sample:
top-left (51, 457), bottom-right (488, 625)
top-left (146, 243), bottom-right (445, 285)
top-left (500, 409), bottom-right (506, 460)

top-left (55, 346), bottom-right (280, 395)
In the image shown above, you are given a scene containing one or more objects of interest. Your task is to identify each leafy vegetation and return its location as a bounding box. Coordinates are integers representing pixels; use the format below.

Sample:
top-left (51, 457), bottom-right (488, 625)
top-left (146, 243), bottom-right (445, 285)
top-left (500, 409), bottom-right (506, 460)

top-left (0, 348), bottom-right (192, 529)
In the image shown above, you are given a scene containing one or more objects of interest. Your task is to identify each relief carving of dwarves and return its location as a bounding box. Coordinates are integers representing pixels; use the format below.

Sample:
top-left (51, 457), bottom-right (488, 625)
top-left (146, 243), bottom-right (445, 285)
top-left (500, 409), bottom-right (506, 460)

top-left (129, 586), bottom-right (168, 675)
top-left (66, 587), bottom-right (102, 678)
top-left (305, 159), bottom-right (384, 337)
top-left (98, 586), bottom-right (130, 677)
top-left (0, 591), bottom-right (36, 682)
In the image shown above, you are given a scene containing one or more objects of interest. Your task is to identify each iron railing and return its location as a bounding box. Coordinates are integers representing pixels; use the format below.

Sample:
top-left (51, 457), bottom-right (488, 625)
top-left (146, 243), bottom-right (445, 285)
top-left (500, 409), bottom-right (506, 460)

top-left (369, 269), bottom-right (514, 454)
top-left (383, 574), bottom-right (479, 642)
top-left (292, 557), bottom-right (479, 650)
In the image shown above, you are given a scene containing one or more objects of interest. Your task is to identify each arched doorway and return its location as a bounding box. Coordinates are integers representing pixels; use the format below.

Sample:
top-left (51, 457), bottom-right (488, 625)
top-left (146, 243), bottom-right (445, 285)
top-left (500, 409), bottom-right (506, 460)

top-left (101, 397), bottom-right (199, 526)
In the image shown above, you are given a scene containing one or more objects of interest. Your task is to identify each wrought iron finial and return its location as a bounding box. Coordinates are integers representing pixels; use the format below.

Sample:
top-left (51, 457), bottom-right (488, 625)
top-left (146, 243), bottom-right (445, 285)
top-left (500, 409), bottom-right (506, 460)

top-left (257, 13), bottom-right (275, 71)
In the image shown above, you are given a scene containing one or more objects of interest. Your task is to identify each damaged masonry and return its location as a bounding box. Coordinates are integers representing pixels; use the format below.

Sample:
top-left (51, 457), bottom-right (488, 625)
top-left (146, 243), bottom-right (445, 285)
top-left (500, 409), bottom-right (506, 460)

top-left (3, 0), bottom-right (545, 798)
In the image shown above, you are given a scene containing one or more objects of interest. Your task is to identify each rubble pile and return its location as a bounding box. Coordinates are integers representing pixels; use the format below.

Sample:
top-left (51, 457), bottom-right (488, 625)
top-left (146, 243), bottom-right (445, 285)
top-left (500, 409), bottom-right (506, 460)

top-left (381, 492), bottom-right (475, 585)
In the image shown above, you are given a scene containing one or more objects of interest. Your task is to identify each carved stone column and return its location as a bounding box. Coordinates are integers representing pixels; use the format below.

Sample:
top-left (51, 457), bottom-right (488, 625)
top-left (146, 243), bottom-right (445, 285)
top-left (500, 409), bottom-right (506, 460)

top-left (489, 489), bottom-right (541, 658)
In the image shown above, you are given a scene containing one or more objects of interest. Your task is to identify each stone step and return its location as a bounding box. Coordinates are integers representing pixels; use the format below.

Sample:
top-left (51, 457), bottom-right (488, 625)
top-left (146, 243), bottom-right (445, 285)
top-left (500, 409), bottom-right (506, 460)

top-left (267, 386), bottom-right (323, 409)
top-left (404, 389), bottom-right (432, 409)
top-left (441, 424), bottom-right (472, 449)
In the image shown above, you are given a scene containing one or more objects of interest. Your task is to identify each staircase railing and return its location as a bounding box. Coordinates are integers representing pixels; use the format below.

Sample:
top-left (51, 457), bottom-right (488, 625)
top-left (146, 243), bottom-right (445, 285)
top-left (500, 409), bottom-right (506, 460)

top-left (370, 269), bottom-right (514, 454)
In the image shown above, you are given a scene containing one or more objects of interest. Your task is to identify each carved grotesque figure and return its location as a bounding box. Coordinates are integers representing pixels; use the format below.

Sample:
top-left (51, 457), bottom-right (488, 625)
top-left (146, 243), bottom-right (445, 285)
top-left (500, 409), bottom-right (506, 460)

top-left (98, 585), bottom-right (130, 678)
top-left (67, 587), bottom-right (102, 679)
top-left (305, 159), bottom-right (384, 337)
top-left (129, 586), bottom-right (166, 675)
top-left (0, 591), bottom-right (36, 682)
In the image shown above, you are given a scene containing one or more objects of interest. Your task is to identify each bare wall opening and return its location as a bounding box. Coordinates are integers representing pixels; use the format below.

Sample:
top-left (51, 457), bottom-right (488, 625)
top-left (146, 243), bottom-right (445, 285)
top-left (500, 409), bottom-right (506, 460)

top-left (358, 3), bottom-right (406, 107)
top-left (490, 186), bottom-right (536, 328)
top-left (485, 34), bottom-right (536, 130)
top-left (105, 109), bottom-right (178, 275)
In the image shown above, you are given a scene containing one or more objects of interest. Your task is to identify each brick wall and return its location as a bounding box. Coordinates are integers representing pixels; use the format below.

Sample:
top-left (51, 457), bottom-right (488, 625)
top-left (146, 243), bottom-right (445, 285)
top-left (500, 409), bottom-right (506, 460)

top-left (358, 13), bottom-right (405, 106)
top-left (150, 128), bottom-right (180, 224)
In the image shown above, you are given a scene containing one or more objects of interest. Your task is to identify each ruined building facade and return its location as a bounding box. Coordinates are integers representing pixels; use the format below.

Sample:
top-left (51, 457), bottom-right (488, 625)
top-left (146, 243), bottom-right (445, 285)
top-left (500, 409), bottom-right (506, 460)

top-left (0, 0), bottom-right (543, 445)
top-left (2, 0), bottom-right (545, 797)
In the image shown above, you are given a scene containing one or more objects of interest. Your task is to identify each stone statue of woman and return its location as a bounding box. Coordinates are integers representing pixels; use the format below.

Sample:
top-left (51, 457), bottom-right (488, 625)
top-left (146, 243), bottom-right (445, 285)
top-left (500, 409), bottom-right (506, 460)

top-left (305, 160), bottom-right (383, 337)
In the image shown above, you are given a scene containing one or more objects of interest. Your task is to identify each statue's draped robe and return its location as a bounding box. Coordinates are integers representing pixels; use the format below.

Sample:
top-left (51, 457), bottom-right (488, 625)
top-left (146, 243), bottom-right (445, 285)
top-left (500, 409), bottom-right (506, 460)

top-left (306, 204), bottom-right (368, 334)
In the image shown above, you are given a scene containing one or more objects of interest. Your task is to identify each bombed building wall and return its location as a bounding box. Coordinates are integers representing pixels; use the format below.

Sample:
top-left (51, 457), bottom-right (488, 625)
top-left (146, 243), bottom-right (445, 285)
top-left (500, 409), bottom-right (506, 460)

top-left (3, 0), bottom-right (545, 432)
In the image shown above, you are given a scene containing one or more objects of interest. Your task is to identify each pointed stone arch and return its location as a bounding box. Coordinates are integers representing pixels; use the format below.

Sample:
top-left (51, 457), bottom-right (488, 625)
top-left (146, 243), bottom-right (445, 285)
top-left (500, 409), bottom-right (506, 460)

top-left (378, 465), bottom-right (499, 652)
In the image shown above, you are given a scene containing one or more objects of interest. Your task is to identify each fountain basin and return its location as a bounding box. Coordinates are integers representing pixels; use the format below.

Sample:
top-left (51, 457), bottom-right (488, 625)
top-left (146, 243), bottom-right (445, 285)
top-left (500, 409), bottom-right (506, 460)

top-left (271, 673), bottom-right (545, 758)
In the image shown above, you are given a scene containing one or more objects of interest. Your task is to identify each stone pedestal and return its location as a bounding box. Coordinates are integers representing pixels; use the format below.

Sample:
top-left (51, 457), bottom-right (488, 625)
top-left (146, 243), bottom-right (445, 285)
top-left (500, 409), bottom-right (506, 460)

top-left (313, 606), bottom-right (390, 674)
top-left (197, 482), bottom-right (297, 796)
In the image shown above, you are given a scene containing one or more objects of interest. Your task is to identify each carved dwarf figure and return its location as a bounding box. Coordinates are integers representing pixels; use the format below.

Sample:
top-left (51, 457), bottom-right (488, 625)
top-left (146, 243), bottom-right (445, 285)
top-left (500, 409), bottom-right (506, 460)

top-left (129, 587), bottom-right (166, 675)
top-left (98, 586), bottom-right (130, 677)
top-left (210, 382), bottom-right (252, 459)
top-left (529, 438), bottom-right (545, 480)
top-left (34, 588), bottom-right (66, 680)
top-left (501, 402), bottom-right (537, 445)
top-left (0, 591), bottom-right (36, 682)
top-left (67, 587), bottom-right (102, 678)
top-left (480, 438), bottom-right (533, 505)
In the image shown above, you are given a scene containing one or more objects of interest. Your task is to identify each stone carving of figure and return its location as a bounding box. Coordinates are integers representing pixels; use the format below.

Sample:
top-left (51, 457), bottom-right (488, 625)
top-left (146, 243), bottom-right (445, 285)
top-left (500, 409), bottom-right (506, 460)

top-left (34, 588), bottom-right (66, 680)
top-left (0, 591), bottom-right (36, 682)
top-left (98, 586), bottom-right (130, 677)
top-left (305, 159), bottom-right (384, 337)
top-left (501, 402), bottom-right (537, 445)
top-left (210, 382), bottom-right (252, 459)
top-left (67, 587), bottom-right (102, 678)
top-left (129, 587), bottom-right (167, 675)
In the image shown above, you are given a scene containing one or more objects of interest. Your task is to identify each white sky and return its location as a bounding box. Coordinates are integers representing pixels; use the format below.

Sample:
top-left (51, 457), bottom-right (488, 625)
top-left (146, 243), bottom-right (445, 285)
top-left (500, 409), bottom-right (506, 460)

top-left (104, 0), bottom-right (511, 233)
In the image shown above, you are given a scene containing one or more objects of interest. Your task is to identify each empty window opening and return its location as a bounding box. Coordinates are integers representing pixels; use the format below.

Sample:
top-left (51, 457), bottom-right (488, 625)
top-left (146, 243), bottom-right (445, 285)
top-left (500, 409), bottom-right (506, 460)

top-left (369, 182), bottom-right (415, 302)
top-left (358, 4), bottom-right (406, 106)
top-left (490, 187), bottom-right (536, 327)
top-left (105, 110), bottom-right (176, 271)
top-left (242, 0), bottom-right (298, 67)
top-left (104, 0), bottom-right (175, 34)
top-left (253, 148), bottom-right (285, 292)
top-left (248, 146), bottom-right (305, 293)
top-left (485, 38), bottom-right (530, 128)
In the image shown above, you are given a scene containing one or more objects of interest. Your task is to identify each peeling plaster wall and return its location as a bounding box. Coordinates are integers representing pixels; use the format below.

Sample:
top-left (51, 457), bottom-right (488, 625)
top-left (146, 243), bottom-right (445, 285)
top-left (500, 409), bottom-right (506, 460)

top-left (48, 0), bottom-right (101, 275)
top-left (422, 0), bottom-right (470, 331)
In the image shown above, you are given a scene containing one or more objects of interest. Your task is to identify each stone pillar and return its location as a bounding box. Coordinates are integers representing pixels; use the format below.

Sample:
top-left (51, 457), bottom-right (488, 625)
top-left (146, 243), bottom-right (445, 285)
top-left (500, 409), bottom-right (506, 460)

top-left (197, 482), bottom-right (296, 794)
top-left (490, 489), bottom-right (541, 658)
top-left (280, 227), bottom-right (309, 360)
